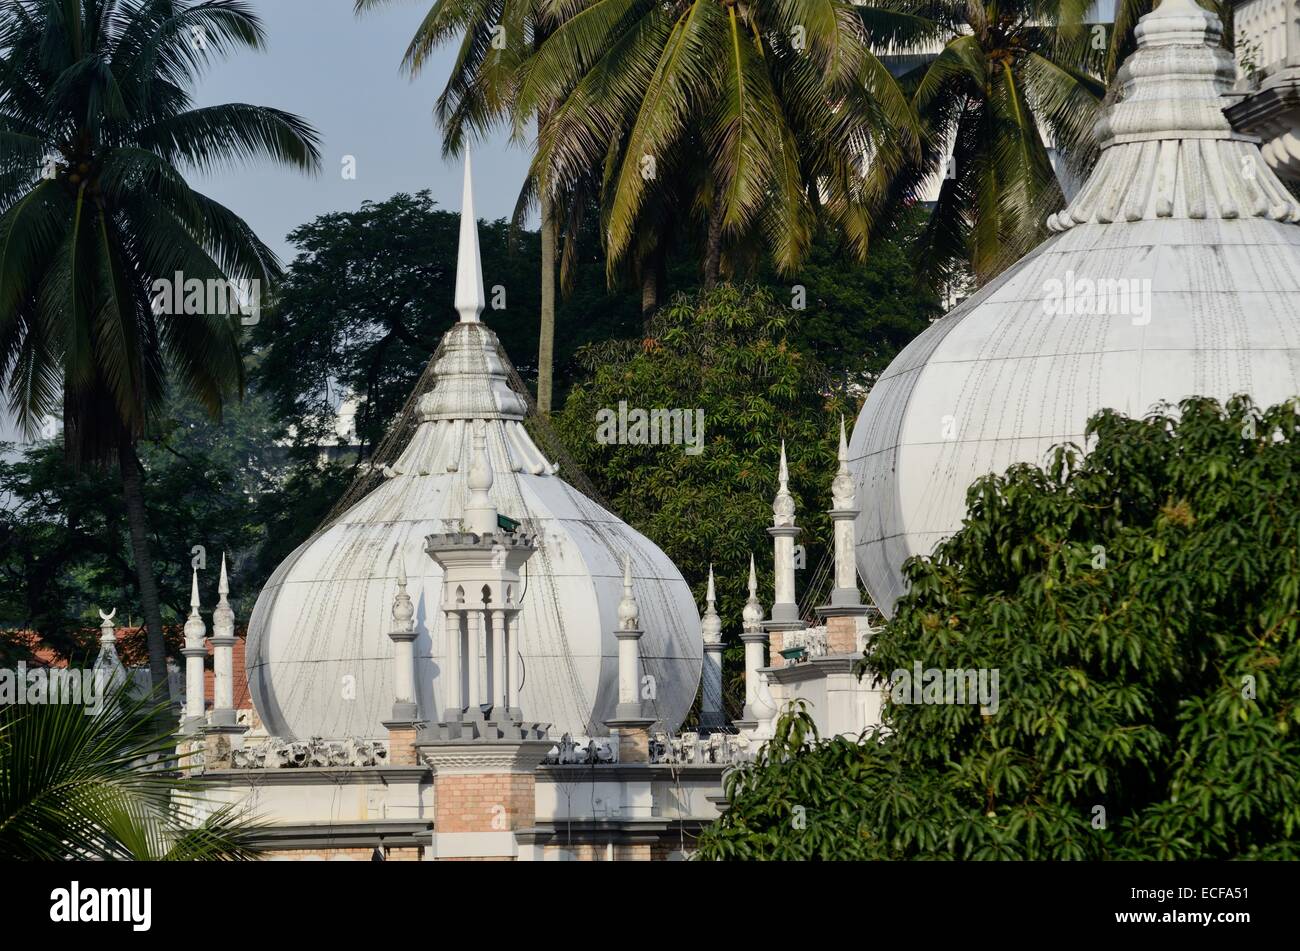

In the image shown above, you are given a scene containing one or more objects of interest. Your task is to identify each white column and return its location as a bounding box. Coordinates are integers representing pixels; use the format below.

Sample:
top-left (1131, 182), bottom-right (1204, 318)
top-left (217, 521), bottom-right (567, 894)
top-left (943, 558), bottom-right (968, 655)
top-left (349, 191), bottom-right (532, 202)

top-left (466, 608), bottom-right (482, 712)
top-left (617, 632), bottom-right (640, 708)
top-left (700, 565), bottom-right (725, 731)
top-left (181, 567), bottom-right (207, 734)
top-left (210, 554), bottom-right (238, 727)
top-left (611, 554), bottom-right (650, 723)
top-left (491, 608), bottom-right (507, 714)
top-left (504, 612), bottom-right (519, 712)
top-left (830, 416), bottom-right (862, 606)
top-left (702, 644), bottom-right (724, 730)
top-left (442, 605), bottom-right (463, 717)
top-left (742, 635), bottom-right (765, 712)
top-left (769, 442), bottom-right (800, 623)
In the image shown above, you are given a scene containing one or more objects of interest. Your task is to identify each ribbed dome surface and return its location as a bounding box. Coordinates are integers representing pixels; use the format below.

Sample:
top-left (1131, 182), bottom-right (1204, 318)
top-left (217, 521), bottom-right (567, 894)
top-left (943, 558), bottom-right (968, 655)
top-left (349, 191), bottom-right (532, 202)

top-left (850, 0), bottom-right (1300, 614)
top-left (246, 321), bottom-right (702, 739)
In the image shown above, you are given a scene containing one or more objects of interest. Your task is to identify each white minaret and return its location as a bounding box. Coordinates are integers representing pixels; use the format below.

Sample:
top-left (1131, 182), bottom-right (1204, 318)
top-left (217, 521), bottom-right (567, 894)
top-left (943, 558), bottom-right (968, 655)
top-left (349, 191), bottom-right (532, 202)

top-left (699, 565), bottom-right (725, 732)
top-left (388, 553), bottom-right (419, 723)
top-left (767, 442), bottom-right (800, 625)
top-left (764, 441), bottom-right (803, 669)
top-left (454, 150), bottom-right (485, 324)
top-left (613, 554), bottom-right (647, 721)
top-left (606, 553), bottom-right (656, 761)
top-left (817, 416), bottom-right (876, 655)
top-left (736, 554), bottom-right (775, 730)
top-left (209, 554), bottom-right (239, 728)
top-left (829, 417), bottom-right (859, 606)
top-left (181, 567), bottom-right (207, 734)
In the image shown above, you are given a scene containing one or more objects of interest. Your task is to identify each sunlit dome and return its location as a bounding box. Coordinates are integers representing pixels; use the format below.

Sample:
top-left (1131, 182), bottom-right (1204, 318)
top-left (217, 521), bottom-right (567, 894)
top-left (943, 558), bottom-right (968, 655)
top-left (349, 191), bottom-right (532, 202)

top-left (850, 0), bottom-right (1300, 614)
top-left (245, 158), bottom-right (701, 740)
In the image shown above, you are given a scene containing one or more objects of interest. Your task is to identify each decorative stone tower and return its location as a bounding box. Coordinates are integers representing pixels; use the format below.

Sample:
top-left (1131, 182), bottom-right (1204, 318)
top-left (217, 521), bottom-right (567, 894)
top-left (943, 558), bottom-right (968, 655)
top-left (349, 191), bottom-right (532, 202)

top-left (605, 554), bottom-right (656, 762)
top-left (384, 554), bottom-right (421, 765)
top-left (416, 154), bottom-right (552, 861)
top-left (699, 565), bottom-right (726, 732)
top-left (735, 555), bottom-right (775, 732)
top-left (424, 421), bottom-right (541, 740)
top-left (764, 442), bottom-right (803, 663)
top-left (816, 418), bottom-right (875, 654)
top-left (181, 568), bottom-right (207, 735)
top-left (204, 555), bottom-right (247, 767)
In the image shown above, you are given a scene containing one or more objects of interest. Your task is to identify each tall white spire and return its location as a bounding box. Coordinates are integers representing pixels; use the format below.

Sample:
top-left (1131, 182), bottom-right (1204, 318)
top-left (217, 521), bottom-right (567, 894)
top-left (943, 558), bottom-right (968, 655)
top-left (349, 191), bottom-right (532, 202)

top-left (701, 564), bottom-right (722, 644)
top-left (210, 553), bottom-right (242, 730)
top-left (181, 567), bottom-right (207, 733)
top-left (617, 553), bottom-right (640, 631)
top-left (832, 415), bottom-right (854, 509)
top-left (454, 150), bottom-right (486, 323)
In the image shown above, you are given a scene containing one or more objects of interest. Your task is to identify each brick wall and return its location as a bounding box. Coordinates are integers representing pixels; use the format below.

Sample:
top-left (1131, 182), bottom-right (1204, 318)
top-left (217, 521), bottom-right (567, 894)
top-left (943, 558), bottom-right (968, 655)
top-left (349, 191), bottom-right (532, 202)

top-left (434, 772), bottom-right (535, 834)
top-left (387, 726), bottom-right (418, 765)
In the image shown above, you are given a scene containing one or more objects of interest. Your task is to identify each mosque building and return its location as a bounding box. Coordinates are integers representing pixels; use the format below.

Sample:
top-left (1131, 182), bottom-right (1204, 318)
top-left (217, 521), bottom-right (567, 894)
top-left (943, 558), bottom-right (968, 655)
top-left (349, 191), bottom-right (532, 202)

top-left (90, 0), bottom-right (1300, 860)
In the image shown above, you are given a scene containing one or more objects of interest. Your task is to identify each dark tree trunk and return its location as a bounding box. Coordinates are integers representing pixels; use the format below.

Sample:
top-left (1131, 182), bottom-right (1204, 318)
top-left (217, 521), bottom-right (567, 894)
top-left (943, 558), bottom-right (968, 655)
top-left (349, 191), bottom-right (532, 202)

top-left (118, 439), bottom-right (169, 697)
top-left (537, 189), bottom-right (557, 416)
top-left (640, 258), bottom-right (658, 322)
top-left (704, 205), bottom-right (724, 289)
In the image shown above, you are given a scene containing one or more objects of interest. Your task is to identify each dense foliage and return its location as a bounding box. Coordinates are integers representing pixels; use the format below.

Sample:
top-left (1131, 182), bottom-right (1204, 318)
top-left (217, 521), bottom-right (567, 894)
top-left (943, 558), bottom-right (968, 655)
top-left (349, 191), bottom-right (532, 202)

top-left (696, 396), bottom-right (1300, 859)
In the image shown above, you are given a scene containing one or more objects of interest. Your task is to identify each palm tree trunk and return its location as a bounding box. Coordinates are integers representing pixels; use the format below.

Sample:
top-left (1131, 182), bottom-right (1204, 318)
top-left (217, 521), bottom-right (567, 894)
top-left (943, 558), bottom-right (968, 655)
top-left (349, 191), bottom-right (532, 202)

top-left (118, 439), bottom-right (169, 696)
top-left (537, 190), bottom-right (557, 416)
top-left (641, 258), bottom-right (658, 321)
top-left (704, 205), bottom-right (723, 289)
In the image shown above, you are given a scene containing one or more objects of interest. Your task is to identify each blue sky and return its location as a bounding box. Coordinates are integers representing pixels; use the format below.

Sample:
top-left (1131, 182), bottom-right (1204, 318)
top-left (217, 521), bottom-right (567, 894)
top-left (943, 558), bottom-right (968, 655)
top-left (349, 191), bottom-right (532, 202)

top-left (190, 0), bottom-right (532, 265)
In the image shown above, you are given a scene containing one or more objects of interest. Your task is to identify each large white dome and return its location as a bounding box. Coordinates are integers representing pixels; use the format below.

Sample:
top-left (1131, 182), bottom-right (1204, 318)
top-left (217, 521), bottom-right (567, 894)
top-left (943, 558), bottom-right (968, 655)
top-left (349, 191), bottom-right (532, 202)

top-left (246, 322), bottom-right (702, 741)
top-left (850, 0), bottom-right (1300, 614)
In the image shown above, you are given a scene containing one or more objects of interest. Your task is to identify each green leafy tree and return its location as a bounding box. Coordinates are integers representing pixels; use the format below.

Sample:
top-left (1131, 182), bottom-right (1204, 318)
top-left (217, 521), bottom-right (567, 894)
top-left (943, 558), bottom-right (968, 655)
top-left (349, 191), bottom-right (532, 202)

top-left (555, 284), bottom-right (857, 719)
top-left (0, 686), bottom-right (263, 860)
top-left (697, 396), bottom-right (1300, 859)
top-left (0, 385), bottom-right (280, 659)
top-left (0, 0), bottom-right (321, 692)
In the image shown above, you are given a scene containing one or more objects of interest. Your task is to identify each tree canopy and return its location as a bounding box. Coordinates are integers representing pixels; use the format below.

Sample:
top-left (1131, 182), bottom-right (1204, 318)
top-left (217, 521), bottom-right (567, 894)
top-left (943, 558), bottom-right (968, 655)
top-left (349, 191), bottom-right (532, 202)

top-left (696, 396), bottom-right (1300, 859)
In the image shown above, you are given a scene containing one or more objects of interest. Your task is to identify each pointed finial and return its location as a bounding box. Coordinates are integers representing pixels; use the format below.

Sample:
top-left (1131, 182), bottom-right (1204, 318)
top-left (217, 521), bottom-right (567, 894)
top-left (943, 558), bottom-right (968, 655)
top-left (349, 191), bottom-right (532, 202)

top-left (392, 552), bottom-right (415, 633)
top-left (454, 150), bottom-right (486, 324)
top-left (702, 564), bottom-right (722, 644)
top-left (98, 608), bottom-right (117, 643)
top-left (742, 554), bottom-right (764, 632)
top-left (184, 566), bottom-right (207, 647)
top-left (832, 416), bottom-right (855, 509)
top-left (213, 554), bottom-right (236, 638)
top-left (617, 553), bottom-right (640, 631)
top-left (773, 441), bottom-right (796, 526)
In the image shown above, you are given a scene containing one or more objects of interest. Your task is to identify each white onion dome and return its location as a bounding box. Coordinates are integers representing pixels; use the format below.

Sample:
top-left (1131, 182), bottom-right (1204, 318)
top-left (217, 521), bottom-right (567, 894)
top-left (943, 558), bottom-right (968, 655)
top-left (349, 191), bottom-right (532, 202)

top-left (850, 0), bottom-right (1300, 615)
top-left (245, 161), bottom-right (701, 740)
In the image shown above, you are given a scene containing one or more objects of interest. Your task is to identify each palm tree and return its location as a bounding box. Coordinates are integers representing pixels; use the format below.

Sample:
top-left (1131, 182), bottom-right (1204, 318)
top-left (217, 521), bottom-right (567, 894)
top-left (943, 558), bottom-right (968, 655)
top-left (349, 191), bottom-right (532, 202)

top-left (859, 0), bottom-right (1107, 284)
top-left (516, 0), bottom-right (923, 290)
top-left (355, 0), bottom-right (569, 414)
top-left (0, 0), bottom-right (321, 693)
top-left (0, 684), bottom-right (264, 860)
